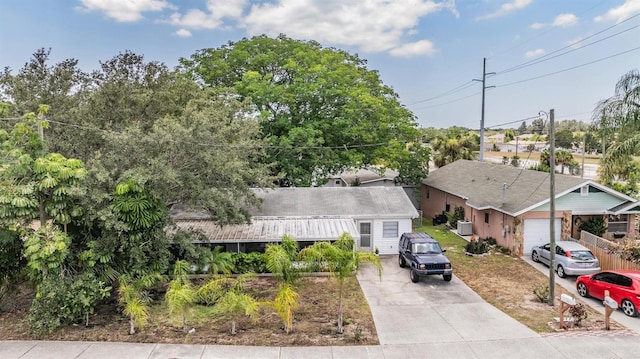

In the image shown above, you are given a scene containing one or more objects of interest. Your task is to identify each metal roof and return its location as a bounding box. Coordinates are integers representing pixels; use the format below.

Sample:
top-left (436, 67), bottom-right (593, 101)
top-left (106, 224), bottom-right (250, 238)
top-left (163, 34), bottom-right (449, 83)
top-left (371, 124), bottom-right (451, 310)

top-left (172, 216), bottom-right (359, 243)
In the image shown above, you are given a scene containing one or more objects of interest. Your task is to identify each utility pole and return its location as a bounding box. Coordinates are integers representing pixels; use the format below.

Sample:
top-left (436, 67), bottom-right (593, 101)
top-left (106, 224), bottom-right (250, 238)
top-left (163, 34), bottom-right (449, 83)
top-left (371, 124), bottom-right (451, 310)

top-left (474, 58), bottom-right (495, 162)
top-left (581, 134), bottom-right (586, 179)
top-left (548, 108), bottom-right (556, 306)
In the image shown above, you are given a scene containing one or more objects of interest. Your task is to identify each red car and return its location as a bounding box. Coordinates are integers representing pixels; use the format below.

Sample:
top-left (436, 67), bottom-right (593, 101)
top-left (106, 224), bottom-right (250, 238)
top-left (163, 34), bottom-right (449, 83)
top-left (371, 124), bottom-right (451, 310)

top-left (576, 270), bottom-right (640, 317)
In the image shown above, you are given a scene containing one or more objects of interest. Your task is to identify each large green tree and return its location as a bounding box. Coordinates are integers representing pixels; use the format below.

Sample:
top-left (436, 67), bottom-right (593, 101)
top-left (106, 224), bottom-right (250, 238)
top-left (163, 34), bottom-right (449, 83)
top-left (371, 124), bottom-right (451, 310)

top-left (180, 35), bottom-right (421, 186)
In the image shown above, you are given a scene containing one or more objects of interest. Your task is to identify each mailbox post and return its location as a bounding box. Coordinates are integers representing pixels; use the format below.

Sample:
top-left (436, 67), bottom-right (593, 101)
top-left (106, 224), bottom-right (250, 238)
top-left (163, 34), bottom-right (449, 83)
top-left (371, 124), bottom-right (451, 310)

top-left (603, 290), bottom-right (618, 330)
top-left (558, 291), bottom-right (576, 328)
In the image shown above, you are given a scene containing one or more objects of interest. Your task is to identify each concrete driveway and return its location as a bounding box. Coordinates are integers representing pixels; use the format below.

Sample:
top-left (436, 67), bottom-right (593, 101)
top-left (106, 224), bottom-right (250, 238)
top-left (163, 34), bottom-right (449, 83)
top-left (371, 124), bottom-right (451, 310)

top-left (356, 255), bottom-right (538, 345)
top-left (522, 255), bottom-right (640, 334)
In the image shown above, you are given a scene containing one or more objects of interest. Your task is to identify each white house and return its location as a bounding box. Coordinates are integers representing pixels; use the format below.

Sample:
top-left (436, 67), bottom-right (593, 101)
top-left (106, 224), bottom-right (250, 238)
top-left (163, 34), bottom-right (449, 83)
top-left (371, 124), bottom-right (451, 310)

top-left (172, 187), bottom-right (419, 255)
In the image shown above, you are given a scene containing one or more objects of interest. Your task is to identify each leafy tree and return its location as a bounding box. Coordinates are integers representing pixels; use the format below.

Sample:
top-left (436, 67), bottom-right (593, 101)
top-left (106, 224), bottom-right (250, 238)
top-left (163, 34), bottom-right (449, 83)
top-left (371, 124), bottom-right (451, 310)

top-left (555, 129), bottom-right (575, 149)
top-left (393, 143), bottom-right (430, 186)
top-left (300, 233), bottom-right (382, 334)
top-left (504, 129), bottom-right (515, 143)
top-left (517, 121), bottom-right (527, 135)
top-left (118, 273), bottom-right (163, 335)
top-left (0, 48), bottom-right (88, 120)
top-left (529, 118), bottom-right (546, 135)
top-left (526, 144), bottom-right (536, 153)
top-left (165, 260), bottom-right (198, 333)
top-left (593, 69), bottom-right (640, 182)
top-left (180, 34), bottom-right (420, 186)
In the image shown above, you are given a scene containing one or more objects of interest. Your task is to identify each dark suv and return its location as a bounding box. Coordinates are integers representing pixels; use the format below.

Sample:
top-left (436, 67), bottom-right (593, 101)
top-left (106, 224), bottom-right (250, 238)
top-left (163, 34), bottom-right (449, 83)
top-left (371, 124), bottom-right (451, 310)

top-left (398, 232), bottom-right (452, 282)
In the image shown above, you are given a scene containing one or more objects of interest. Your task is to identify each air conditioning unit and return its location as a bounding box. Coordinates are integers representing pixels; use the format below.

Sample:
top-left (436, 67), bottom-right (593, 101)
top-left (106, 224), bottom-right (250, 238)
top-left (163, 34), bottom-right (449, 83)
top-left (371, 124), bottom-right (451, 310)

top-left (457, 221), bottom-right (473, 236)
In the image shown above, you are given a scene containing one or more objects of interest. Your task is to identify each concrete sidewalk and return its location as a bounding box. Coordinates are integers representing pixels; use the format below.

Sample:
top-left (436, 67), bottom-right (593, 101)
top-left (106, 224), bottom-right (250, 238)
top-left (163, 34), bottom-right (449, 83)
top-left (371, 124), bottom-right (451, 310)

top-left (3, 334), bottom-right (640, 358)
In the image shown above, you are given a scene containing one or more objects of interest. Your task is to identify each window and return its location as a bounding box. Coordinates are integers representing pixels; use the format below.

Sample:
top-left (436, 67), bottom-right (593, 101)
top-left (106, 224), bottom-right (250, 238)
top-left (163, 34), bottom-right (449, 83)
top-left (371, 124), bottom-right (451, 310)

top-left (484, 213), bottom-right (489, 224)
top-left (382, 221), bottom-right (398, 238)
top-left (607, 214), bottom-right (628, 233)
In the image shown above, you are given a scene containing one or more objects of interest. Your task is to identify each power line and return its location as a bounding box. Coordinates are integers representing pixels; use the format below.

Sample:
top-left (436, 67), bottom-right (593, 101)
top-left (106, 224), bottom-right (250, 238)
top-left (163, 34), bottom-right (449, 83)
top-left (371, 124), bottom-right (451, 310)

top-left (488, 0), bottom-right (615, 60)
top-left (485, 115), bottom-right (542, 130)
top-left (411, 91), bottom-right (481, 110)
top-left (494, 45), bottom-right (640, 88)
top-left (406, 81), bottom-right (478, 105)
top-left (495, 16), bottom-right (640, 76)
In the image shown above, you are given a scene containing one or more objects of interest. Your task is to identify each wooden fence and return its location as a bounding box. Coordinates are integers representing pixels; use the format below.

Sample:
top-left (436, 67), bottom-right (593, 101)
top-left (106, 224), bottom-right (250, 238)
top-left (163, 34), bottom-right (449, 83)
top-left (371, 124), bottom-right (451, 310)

top-left (579, 231), bottom-right (640, 271)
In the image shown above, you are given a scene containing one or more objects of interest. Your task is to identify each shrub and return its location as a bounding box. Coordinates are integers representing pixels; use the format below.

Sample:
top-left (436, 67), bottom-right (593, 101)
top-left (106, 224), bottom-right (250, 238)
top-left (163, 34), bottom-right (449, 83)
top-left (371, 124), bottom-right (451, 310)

top-left (230, 252), bottom-right (266, 274)
top-left (446, 205), bottom-right (465, 228)
top-left (533, 284), bottom-right (549, 303)
top-left (579, 217), bottom-right (606, 237)
top-left (569, 303), bottom-right (588, 326)
top-left (465, 240), bottom-right (489, 254)
top-left (485, 236), bottom-right (497, 246)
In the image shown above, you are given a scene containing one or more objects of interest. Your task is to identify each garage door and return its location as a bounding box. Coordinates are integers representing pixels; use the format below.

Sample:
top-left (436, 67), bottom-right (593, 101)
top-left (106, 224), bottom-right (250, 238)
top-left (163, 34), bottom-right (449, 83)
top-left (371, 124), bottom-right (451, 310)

top-left (523, 219), bottom-right (561, 255)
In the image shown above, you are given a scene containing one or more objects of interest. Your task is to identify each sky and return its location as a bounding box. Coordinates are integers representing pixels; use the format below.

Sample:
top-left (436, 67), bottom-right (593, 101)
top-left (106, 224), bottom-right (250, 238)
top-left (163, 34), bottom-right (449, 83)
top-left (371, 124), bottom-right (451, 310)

top-left (1, 0), bottom-right (639, 130)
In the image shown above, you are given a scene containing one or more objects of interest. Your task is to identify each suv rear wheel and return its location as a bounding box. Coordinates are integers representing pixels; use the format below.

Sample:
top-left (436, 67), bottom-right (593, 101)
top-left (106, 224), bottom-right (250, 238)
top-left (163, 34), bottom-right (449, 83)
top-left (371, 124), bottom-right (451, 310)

top-left (398, 254), bottom-right (406, 268)
top-left (410, 269), bottom-right (419, 283)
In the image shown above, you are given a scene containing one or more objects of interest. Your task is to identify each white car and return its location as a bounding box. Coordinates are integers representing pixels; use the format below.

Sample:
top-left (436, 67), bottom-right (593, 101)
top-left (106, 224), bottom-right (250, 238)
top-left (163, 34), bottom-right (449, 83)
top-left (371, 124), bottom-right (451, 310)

top-left (531, 240), bottom-right (600, 278)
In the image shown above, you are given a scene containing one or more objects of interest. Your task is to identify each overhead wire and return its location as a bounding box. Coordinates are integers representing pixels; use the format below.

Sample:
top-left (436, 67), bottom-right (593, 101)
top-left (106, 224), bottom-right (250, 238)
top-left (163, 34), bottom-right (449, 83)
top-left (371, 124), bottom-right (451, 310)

top-left (494, 45), bottom-right (640, 88)
top-left (495, 15), bottom-right (640, 76)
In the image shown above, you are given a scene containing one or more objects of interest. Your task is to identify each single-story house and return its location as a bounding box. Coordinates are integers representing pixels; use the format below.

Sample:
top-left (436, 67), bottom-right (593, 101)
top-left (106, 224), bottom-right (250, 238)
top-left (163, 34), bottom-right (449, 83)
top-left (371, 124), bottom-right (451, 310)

top-left (172, 187), bottom-right (419, 255)
top-left (421, 160), bottom-right (640, 255)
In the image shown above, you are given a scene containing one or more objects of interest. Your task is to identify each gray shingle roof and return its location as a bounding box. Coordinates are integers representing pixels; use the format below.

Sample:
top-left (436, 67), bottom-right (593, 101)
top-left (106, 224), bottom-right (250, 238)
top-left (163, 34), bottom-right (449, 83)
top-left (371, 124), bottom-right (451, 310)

top-left (250, 187), bottom-right (419, 219)
top-left (422, 160), bottom-right (590, 215)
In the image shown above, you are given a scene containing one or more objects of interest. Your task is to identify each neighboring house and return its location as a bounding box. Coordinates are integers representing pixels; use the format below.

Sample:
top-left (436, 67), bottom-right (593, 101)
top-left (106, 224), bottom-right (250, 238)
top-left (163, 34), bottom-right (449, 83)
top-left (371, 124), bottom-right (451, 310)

top-left (172, 187), bottom-right (419, 255)
top-left (323, 167), bottom-right (419, 209)
top-left (421, 160), bottom-right (640, 256)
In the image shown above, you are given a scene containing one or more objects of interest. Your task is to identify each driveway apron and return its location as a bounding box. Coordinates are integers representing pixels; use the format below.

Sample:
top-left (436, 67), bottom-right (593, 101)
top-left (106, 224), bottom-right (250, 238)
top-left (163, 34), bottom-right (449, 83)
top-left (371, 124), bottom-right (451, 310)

top-left (356, 255), bottom-right (539, 345)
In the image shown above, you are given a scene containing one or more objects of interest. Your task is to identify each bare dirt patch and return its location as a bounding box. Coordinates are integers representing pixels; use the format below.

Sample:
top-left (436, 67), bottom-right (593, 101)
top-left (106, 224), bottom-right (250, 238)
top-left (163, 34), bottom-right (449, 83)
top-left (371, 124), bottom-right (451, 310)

top-left (0, 276), bottom-right (378, 346)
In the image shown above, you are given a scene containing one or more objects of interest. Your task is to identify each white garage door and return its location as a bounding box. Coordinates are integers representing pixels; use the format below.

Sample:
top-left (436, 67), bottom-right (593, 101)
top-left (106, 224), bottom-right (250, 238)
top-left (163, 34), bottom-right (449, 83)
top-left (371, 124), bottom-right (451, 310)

top-left (523, 219), bottom-right (561, 255)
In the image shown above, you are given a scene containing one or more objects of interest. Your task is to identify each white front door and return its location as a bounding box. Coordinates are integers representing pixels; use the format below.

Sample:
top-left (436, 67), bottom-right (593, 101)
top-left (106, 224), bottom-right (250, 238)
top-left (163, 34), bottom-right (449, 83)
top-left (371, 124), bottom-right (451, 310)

top-left (359, 222), bottom-right (372, 251)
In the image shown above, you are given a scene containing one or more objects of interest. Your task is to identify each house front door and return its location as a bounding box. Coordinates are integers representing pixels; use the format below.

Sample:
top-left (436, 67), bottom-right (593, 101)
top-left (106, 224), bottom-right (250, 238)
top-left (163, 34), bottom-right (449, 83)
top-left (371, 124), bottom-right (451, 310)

top-left (360, 222), bottom-right (371, 251)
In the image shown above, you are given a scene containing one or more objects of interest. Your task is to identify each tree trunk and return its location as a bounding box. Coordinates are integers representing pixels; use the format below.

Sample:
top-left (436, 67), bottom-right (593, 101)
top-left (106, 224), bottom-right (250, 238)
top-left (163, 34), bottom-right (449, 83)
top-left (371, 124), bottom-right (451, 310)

top-left (231, 320), bottom-right (236, 335)
top-left (337, 280), bottom-right (344, 334)
top-left (85, 312), bottom-right (89, 327)
top-left (182, 311), bottom-right (188, 333)
top-left (129, 316), bottom-right (135, 335)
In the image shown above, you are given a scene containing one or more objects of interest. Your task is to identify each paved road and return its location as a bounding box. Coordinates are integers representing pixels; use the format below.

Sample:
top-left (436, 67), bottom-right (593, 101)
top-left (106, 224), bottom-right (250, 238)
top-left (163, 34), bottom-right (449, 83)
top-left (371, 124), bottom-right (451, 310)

top-left (522, 255), bottom-right (640, 334)
top-left (2, 255), bottom-right (640, 358)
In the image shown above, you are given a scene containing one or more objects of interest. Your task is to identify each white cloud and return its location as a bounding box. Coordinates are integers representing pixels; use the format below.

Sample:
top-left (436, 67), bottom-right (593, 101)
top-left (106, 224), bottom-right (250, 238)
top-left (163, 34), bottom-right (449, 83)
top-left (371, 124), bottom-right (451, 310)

top-left (552, 13), bottom-right (578, 27)
top-left (530, 22), bottom-right (545, 29)
top-left (77, 0), bottom-right (172, 22)
top-left (390, 40), bottom-right (437, 57)
top-left (175, 29), bottom-right (192, 37)
top-left (476, 0), bottom-right (532, 21)
top-left (240, 0), bottom-right (457, 53)
top-left (525, 49), bottom-right (545, 58)
top-left (167, 0), bottom-right (246, 29)
top-left (594, 0), bottom-right (640, 23)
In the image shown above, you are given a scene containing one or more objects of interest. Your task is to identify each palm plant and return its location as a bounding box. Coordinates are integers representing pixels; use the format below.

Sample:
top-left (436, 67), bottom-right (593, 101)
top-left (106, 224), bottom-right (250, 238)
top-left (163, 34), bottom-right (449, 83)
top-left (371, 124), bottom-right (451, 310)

top-left (165, 260), bottom-right (197, 333)
top-left (300, 233), bottom-right (382, 334)
top-left (264, 235), bottom-right (301, 334)
top-left (117, 273), bottom-right (163, 335)
top-left (594, 69), bottom-right (640, 181)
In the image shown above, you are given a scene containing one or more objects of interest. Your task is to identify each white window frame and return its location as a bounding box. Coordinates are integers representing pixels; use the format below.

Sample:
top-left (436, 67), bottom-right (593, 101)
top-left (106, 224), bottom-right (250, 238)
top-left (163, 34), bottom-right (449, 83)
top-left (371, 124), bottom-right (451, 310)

top-left (382, 221), bottom-right (399, 238)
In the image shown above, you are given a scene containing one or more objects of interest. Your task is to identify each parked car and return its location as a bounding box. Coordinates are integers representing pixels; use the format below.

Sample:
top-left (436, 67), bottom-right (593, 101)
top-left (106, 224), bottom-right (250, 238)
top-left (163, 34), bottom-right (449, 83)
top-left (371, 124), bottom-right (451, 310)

top-left (398, 232), bottom-right (452, 282)
top-left (531, 240), bottom-right (600, 278)
top-left (576, 270), bottom-right (640, 317)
